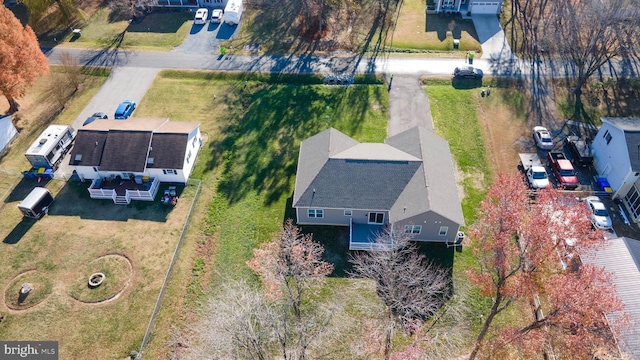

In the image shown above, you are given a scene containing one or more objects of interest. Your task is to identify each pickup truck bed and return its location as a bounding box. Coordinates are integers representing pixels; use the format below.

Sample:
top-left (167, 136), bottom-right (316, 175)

top-left (564, 136), bottom-right (593, 167)
top-left (547, 151), bottom-right (579, 190)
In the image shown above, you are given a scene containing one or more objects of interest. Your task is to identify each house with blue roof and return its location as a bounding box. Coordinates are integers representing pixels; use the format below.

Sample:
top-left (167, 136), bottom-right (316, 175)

top-left (292, 126), bottom-right (465, 250)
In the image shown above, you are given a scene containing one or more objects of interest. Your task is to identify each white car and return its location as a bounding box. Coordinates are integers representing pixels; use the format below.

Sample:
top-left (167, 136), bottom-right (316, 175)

top-left (585, 196), bottom-right (613, 230)
top-left (211, 9), bottom-right (223, 23)
top-left (194, 8), bottom-right (208, 25)
top-left (533, 126), bottom-right (554, 150)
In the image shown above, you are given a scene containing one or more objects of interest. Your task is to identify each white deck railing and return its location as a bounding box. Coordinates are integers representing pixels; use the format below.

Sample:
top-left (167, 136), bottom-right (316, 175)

top-left (88, 177), bottom-right (161, 204)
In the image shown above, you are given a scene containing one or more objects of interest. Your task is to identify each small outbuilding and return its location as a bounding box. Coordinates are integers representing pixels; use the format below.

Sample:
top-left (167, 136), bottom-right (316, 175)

top-left (0, 114), bottom-right (18, 157)
top-left (18, 187), bottom-right (54, 219)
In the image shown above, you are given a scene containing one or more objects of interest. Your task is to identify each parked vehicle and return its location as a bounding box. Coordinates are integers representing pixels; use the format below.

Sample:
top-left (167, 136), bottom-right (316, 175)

top-left (18, 187), bottom-right (54, 219)
top-left (224, 0), bottom-right (243, 25)
top-left (585, 196), bottom-right (613, 230)
top-left (547, 152), bottom-right (579, 190)
top-left (83, 112), bottom-right (108, 126)
top-left (564, 135), bottom-right (593, 167)
top-left (519, 153), bottom-right (550, 189)
top-left (114, 100), bottom-right (136, 120)
top-left (211, 9), bottom-right (223, 23)
top-left (453, 66), bottom-right (483, 79)
top-left (532, 126), bottom-right (554, 150)
top-left (25, 125), bottom-right (75, 169)
top-left (194, 8), bottom-right (208, 24)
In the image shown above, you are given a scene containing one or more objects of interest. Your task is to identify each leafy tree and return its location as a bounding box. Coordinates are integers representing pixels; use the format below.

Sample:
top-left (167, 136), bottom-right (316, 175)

top-left (350, 230), bottom-right (450, 359)
top-left (467, 173), bottom-right (626, 360)
top-left (0, 6), bottom-right (49, 113)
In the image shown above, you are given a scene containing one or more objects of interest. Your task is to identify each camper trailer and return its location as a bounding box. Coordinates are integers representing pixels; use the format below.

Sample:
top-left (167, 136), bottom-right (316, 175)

top-left (25, 125), bottom-right (75, 169)
top-left (224, 0), bottom-right (243, 25)
top-left (18, 187), bottom-right (54, 219)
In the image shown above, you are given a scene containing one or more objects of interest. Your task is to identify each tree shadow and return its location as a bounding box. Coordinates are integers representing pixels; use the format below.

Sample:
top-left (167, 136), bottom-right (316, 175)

top-left (126, 12), bottom-right (191, 33)
top-left (81, 30), bottom-right (128, 68)
top-left (204, 79), bottom-right (378, 207)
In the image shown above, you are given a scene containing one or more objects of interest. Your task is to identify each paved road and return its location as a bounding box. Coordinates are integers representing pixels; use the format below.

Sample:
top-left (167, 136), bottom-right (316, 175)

top-left (387, 75), bottom-right (434, 136)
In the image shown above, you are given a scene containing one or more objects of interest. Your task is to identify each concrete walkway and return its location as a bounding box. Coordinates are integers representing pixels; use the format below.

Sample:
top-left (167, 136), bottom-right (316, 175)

top-left (471, 15), bottom-right (515, 61)
top-left (387, 75), bottom-right (434, 137)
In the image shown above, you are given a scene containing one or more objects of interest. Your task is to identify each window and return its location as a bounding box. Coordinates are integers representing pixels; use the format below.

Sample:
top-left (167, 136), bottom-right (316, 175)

top-left (439, 226), bottom-right (449, 236)
top-left (93, 167), bottom-right (98, 172)
top-left (187, 150), bottom-right (192, 164)
top-left (404, 225), bottom-right (422, 234)
top-left (192, 137), bottom-right (197, 147)
top-left (368, 212), bottom-right (384, 224)
top-left (163, 169), bottom-right (178, 175)
top-left (147, 157), bottom-right (154, 165)
top-left (344, 210), bottom-right (352, 216)
top-left (604, 130), bottom-right (612, 144)
top-left (308, 209), bottom-right (323, 218)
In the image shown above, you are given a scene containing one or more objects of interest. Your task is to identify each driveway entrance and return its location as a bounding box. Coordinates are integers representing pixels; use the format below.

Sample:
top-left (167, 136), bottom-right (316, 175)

top-left (471, 15), bottom-right (514, 60)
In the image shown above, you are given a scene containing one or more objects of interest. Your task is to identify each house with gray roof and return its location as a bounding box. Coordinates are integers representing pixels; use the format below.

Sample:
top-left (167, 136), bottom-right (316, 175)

top-left (591, 118), bottom-right (640, 223)
top-left (583, 237), bottom-right (640, 358)
top-left (69, 118), bottom-right (201, 204)
top-left (293, 126), bottom-right (465, 250)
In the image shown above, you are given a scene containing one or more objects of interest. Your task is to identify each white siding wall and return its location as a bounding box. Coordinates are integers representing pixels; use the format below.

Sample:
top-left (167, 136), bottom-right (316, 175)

top-left (592, 123), bottom-right (631, 192)
top-left (181, 128), bottom-right (202, 182)
top-left (147, 168), bottom-right (187, 183)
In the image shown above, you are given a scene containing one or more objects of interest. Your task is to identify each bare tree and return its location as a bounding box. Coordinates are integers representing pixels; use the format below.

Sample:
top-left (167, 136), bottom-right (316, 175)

top-left (542, 0), bottom-right (640, 94)
top-left (247, 219), bottom-right (334, 360)
top-left (350, 229), bottom-right (450, 359)
top-left (108, 0), bottom-right (155, 20)
top-left (187, 280), bottom-right (278, 360)
top-left (59, 52), bottom-right (82, 93)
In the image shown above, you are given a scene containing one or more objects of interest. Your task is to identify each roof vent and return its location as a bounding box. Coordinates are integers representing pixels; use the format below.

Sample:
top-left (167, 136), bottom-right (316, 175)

top-left (95, 141), bottom-right (98, 146)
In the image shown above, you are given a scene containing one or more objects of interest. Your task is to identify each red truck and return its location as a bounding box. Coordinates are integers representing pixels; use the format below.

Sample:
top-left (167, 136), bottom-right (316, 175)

top-left (547, 152), bottom-right (579, 190)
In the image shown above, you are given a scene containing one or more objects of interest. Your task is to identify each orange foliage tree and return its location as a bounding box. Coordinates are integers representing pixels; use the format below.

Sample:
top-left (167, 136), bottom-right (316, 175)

top-left (467, 172), bottom-right (626, 360)
top-left (0, 6), bottom-right (49, 113)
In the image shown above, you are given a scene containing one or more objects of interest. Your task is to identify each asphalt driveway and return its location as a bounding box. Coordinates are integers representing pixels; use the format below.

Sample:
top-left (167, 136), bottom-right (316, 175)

top-left (387, 75), bottom-right (434, 137)
top-left (174, 19), bottom-right (241, 54)
top-left (55, 67), bottom-right (160, 180)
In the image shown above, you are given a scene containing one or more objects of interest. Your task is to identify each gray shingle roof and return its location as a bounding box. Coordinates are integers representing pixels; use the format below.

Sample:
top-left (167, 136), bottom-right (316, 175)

top-left (68, 129), bottom-right (108, 166)
top-left (148, 133), bottom-right (188, 169)
top-left (387, 127), bottom-right (465, 225)
top-left (295, 158), bottom-right (422, 209)
top-left (293, 127), bottom-right (464, 226)
top-left (99, 130), bottom-right (153, 172)
top-left (69, 119), bottom-right (200, 172)
top-left (583, 237), bottom-right (640, 358)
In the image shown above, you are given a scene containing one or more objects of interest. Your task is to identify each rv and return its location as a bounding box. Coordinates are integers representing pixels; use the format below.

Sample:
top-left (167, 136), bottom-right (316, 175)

top-left (224, 0), bottom-right (243, 25)
top-left (18, 187), bottom-right (54, 219)
top-left (25, 125), bottom-right (75, 169)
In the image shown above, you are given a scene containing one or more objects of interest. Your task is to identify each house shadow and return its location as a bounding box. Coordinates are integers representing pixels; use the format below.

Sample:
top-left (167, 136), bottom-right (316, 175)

top-left (2, 218), bottom-right (36, 245)
top-left (425, 13), bottom-right (479, 43)
top-left (46, 181), bottom-right (183, 222)
top-left (3, 177), bottom-right (52, 204)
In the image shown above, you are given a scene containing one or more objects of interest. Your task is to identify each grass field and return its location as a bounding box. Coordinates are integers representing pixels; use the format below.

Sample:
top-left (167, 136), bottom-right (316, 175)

top-left (391, 0), bottom-right (482, 53)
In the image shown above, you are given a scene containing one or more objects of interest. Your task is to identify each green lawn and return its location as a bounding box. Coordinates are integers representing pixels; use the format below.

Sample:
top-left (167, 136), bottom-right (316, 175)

top-left (59, 9), bottom-right (192, 50)
top-left (391, 0), bottom-right (482, 53)
top-left (135, 71), bottom-right (388, 281)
